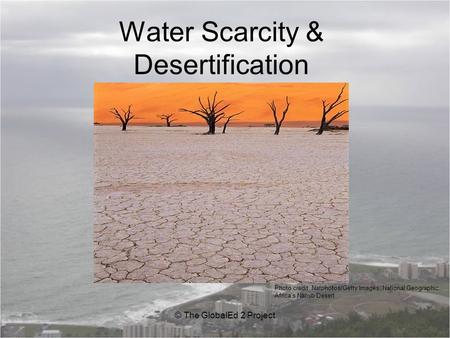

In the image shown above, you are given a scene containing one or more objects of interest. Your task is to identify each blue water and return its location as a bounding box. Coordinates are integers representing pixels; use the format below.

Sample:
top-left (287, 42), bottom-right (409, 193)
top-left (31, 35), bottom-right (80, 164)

top-left (1, 113), bottom-right (227, 326)
top-left (1, 105), bottom-right (448, 325)
top-left (350, 106), bottom-right (448, 263)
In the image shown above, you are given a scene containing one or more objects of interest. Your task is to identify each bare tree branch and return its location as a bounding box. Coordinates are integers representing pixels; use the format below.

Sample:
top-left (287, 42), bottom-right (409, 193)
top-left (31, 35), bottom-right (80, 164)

top-left (268, 97), bottom-right (290, 135)
top-left (222, 111), bottom-right (243, 134)
top-left (158, 113), bottom-right (176, 127)
top-left (317, 84), bottom-right (348, 135)
top-left (110, 105), bottom-right (135, 131)
top-left (326, 110), bottom-right (348, 127)
top-left (180, 92), bottom-right (230, 134)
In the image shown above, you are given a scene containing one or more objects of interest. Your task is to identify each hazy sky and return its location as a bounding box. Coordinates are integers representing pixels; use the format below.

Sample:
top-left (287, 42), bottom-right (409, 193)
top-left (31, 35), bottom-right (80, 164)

top-left (1, 1), bottom-right (448, 123)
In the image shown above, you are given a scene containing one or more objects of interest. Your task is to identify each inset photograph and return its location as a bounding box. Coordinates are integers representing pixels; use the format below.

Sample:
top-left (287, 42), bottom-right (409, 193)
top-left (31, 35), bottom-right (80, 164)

top-left (94, 83), bottom-right (349, 283)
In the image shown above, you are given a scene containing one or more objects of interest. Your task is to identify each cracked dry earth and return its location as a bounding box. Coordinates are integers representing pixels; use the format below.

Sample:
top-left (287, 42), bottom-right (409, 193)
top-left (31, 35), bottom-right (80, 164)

top-left (94, 126), bottom-right (348, 283)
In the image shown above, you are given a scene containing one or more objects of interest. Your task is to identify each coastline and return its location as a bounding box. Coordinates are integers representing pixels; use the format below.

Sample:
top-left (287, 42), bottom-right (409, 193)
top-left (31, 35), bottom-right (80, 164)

top-left (351, 256), bottom-right (449, 268)
top-left (1, 284), bottom-right (228, 329)
top-left (3, 261), bottom-right (448, 331)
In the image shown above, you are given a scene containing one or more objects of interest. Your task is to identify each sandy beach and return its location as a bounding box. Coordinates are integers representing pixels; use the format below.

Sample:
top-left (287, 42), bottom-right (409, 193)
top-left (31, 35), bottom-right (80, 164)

top-left (94, 126), bottom-right (348, 283)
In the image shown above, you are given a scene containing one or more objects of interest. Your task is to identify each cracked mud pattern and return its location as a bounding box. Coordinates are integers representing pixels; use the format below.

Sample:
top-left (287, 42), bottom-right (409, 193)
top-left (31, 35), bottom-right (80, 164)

top-left (94, 126), bottom-right (348, 283)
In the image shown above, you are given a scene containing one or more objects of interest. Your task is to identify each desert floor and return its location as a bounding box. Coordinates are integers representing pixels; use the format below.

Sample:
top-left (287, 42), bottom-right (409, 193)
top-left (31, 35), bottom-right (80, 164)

top-left (94, 126), bottom-right (348, 283)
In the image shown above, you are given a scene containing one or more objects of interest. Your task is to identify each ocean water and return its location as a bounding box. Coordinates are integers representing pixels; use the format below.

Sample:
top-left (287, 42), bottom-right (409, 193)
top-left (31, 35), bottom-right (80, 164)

top-left (350, 106), bottom-right (449, 264)
top-left (1, 106), bottom-right (448, 325)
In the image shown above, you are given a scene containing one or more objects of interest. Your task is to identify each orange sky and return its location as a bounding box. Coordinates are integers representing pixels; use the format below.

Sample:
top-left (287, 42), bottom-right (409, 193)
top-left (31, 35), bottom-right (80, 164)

top-left (94, 83), bottom-right (349, 126)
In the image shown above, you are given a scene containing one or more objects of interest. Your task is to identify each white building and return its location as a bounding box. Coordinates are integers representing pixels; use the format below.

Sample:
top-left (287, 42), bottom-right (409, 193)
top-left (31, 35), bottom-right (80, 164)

top-left (398, 262), bottom-right (419, 280)
top-left (435, 262), bottom-right (449, 278)
top-left (241, 285), bottom-right (272, 310)
top-left (398, 262), bottom-right (409, 279)
top-left (39, 330), bottom-right (62, 338)
top-left (123, 323), bottom-right (144, 337)
top-left (123, 319), bottom-right (199, 338)
top-left (383, 268), bottom-right (395, 279)
top-left (411, 263), bottom-right (419, 279)
top-left (215, 300), bottom-right (243, 314)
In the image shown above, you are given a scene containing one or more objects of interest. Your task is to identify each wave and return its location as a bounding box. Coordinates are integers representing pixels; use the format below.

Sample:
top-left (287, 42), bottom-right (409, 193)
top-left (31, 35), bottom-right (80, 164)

top-left (1, 311), bottom-right (46, 324)
top-left (92, 284), bottom-right (229, 327)
top-left (2, 284), bottom-right (229, 328)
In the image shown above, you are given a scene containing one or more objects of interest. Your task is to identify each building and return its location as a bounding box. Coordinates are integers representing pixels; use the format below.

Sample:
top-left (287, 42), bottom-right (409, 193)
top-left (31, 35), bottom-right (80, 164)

top-left (123, 319), bottom-right (200, 338)
top-left (123, 323), bottom-right (144, 337)
top-left (383, 268), bottom-right (395, 279)
top-left (241, 285), bottom-right (273, 310)
top-left (398, 262), bottom-right (409, 279)
top-left (398, 262), bottom-right (419, 280)
top-left (411, 263), bottom-right (419, 279)
top-left (214, 299), bottom-right (244, 326)
top-left (214, 300), bottom-right (243, 314)
top-left (435, 262), bottom-right (449, 278)
top-left (39, 330), bottom-right (62, 338)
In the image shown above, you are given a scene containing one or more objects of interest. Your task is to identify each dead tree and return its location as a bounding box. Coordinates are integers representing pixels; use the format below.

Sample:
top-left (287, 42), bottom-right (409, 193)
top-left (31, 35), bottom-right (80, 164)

top-left (325, 110), bottom-right (348, 129)
top-left (158, 113), bottom-right (176, 127)
top-left (222, 112), bottom-right (243, 134)
top-left (110, 105), bottom-right (135, 131)
top-left (317, 84), bottom-right (348, 135)
top-left (267, 97), bottom-right (290, 135)
top-left (180, 92), bottom-right (229, 134)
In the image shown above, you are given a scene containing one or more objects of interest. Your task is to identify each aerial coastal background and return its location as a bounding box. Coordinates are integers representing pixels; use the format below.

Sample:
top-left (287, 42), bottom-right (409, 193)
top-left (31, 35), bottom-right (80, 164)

top-left (2, 1), bottom-right (448, 336)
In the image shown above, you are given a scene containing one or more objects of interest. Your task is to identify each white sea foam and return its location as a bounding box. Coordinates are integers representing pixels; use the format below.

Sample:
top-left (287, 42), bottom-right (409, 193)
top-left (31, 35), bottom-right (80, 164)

top-left (92, 284), bottom-right (229, 327)
top-left (1, 284), bottom-right (229, 327)
top-left (351, 254), bottom-right (448, 267)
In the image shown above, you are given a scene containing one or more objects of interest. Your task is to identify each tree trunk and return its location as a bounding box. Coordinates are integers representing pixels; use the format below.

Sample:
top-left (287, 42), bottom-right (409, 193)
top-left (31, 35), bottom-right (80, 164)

top-left (208, 121), bottom-right (215, 134)
top-left (166, 119), bottom-right (171, 127)
top-left (222, 122), bottom-right (228, 134)
top-left (316, 115), bottom-right (326, 135)
top-left (274, 124), bottom-right (280, 135)
top-left (122, 123), bottom-right (127, 131)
